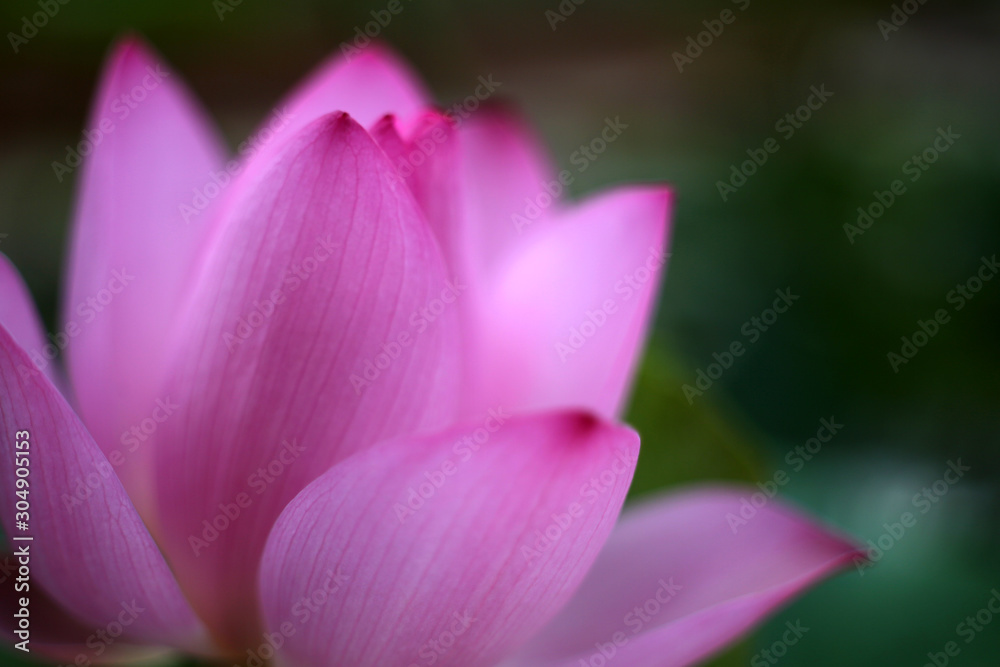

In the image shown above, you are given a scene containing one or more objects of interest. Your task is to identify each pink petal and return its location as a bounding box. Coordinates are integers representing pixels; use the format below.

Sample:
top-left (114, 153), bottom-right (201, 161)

top-left (372, 105), bottom-right (669, 419)
top-left (273, 42), bottom-right (430, 136)
top-left (372, 113), bottom-right (456, 243)
top-left (505, 486), bottom-right (865, 667)
top-left (258, 411), bottom-right (639, 667)
top-left (0, 254), bottom-right (57, 385)
top-left (467, 186), bottom-right (672, 420)
top-left (457, 105), bottom-right (559, 284)
top-left (152, 113), bottom-right (460, 648)
top-left (234, 43), bottom-right (432, 192)
top-left (0, 327), bottom-right (209, 651)
top-left (371, 112), bottom-right (468, 280)
top-left (61, 36), bottom-right (226, 506)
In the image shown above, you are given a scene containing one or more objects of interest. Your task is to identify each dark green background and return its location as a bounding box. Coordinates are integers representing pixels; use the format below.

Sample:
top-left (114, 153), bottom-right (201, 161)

top-left (1, 0), bottom-right (998, 665)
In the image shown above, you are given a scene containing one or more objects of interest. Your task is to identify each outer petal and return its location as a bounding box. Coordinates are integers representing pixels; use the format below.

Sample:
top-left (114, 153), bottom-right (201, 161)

top-left (467, 186), bottom-right (672, 420)
top-left (0, 254), bottom-right (54, 384)
top-left (62, 37), bottom-right (226, 505)
top-left (505, 487), bottom-right (865, 667)
top-left (153, 113), bottom-right (460, 648)
top-left (0, 327), bottom-right (208, 651)
top-left (258, 411), bottom-right (639, 667)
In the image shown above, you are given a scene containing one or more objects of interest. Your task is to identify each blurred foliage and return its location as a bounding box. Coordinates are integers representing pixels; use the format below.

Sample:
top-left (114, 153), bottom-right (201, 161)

top-left (1, 0), bottom-right (999, 665)
top-left (625, 345), bottom-right (765, 495)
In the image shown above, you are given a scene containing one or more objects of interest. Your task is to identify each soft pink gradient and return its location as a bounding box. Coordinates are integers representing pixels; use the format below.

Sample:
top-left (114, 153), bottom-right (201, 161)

top-left (0, 37), bottom-right (863, 665)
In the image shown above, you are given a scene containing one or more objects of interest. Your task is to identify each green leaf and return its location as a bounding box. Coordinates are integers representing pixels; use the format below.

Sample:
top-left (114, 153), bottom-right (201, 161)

top-left (625, 342), bottom-right (765, 497)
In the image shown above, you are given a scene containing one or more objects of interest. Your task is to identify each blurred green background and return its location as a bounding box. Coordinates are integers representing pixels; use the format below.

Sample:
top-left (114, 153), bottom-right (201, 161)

top-left (1, 0), bottom-right (998, 665)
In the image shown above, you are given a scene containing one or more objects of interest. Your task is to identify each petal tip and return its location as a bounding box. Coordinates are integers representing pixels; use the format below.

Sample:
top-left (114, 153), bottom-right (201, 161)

top-left (559, 411), bottom-right (641, 459)
top-left (106, 32), bottom-right (157, 71)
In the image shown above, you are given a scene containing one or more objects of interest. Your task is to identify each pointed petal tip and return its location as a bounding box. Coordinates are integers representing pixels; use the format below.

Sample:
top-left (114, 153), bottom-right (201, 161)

top-left (105, 32), bottom-right (158, 73)
top-left (567, 410), bottom-right (602, 434)
top-left (374, 111), bottom-right (397, 126)
top-left (624, 181), bottom-right (674, 221)
top-left (506, 484), bottom-right (865, 667)
top-left (580, 182), bottom-right (675, 250)
top-left (295, 110), bottom-right (370, 148)
top-left (640, 182), bottom-right (675, 241)
top-left (325, 109), bottom-right (356, 127)
top-left (110, 31), bottom-right (146, 53)
top-left (612, 181), bottom-right (675, 212)
top-left (347, 38), bottom-right (403, 63)
top-left (643, 181), bottom-right (676, 206)
top-left (93, 34), bottom-right (173, 119)
top-left (374, 107), bottom-right (458, 144)
top-left (637, 482), bottom-right (869, 568)
top-left (560, 410), bottom-right (640, 451)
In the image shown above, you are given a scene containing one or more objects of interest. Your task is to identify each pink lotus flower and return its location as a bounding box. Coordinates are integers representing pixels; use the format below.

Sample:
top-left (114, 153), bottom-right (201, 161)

top-left (0, 38), bottom-right (863, 667)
